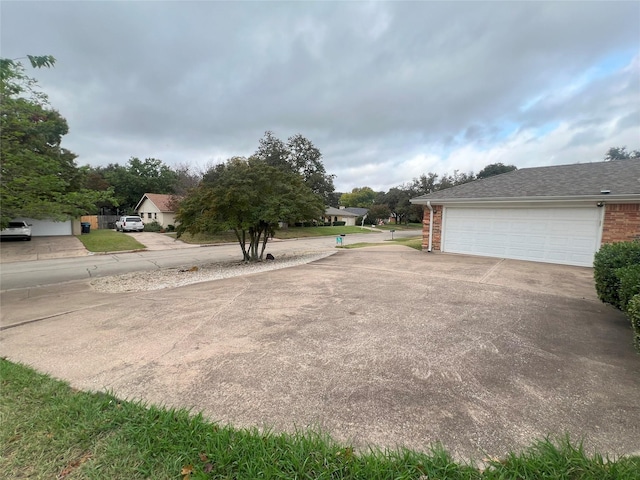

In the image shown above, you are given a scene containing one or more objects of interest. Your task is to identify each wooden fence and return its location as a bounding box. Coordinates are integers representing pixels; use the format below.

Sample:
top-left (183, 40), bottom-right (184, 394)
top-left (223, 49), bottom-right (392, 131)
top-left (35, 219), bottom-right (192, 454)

top-left (80, 215), bottom-right (120, 230)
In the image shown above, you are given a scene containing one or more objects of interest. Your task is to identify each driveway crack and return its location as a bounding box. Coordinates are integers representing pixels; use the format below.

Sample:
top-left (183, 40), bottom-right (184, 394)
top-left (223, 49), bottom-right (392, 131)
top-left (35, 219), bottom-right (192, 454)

top-left (479, 258), bottom-right (505, 284)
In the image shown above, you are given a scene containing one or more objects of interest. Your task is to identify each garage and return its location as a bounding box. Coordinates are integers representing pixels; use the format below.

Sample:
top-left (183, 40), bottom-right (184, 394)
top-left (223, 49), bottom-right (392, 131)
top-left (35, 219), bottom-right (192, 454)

top-left (15, 218), bottom-right (72, 236)
top-left (442, 206), bottom-right (602, 267)
top-left (410, 161), bottom-right (640, 267)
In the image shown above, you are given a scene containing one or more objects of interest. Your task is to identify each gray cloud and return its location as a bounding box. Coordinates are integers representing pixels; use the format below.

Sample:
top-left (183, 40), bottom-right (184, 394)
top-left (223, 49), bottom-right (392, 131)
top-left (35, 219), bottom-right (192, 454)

top-left (1, 1), bottom-right (638, 192)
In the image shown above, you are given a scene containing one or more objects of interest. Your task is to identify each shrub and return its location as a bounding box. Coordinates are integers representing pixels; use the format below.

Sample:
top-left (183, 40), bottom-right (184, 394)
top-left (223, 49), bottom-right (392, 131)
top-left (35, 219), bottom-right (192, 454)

top-left (333, 221), bottom-right (346, 226)
top-left (593, 241), bottom-right (640, 310)
top-left (628, 294), bottom-right (640, 353)
top-left (617, 264), bottom-right (640, 311)
top-left (167, 224), bottom-right (175, 232)
top-left (143, 221), bottom-right (163, 232)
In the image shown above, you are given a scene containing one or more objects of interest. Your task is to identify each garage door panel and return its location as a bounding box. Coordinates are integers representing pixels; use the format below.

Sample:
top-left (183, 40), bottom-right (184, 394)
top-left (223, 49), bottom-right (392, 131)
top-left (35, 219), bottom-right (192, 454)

top-left (443, 207), bottom-right (600, 267)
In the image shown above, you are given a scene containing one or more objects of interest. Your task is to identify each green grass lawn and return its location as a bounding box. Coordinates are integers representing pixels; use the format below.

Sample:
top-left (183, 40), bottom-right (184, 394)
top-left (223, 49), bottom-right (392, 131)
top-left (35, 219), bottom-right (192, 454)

top-left (177, 226), bottom-right (380, 244)
top-left (340, 236), bottom-right (423, 251)
top-left (1, 359), bottom-right (637, 479)
top-left (76, 229), bottom-right (145, 252)
top-left (374, 223), bottom-right (423, 231)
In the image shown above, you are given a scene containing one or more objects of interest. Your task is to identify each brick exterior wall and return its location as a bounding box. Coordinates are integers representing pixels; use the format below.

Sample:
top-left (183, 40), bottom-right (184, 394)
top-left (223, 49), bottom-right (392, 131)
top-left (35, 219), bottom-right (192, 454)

top-left (601, 203), bottom-right (640, 244)
top-left (421, 206), bottom-right (443, 251)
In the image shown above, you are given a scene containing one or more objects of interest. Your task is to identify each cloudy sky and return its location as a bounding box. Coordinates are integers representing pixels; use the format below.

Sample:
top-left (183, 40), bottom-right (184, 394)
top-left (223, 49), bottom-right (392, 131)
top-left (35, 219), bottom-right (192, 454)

top-left (2, 1), bottom-right (638, 192)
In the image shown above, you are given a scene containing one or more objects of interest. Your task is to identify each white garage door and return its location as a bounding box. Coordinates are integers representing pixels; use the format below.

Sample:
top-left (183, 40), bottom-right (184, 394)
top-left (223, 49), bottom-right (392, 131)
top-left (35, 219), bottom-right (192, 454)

top-left (442, 207), bottom-right (602, 267)
top-left (16, 218), bottom-right (72, 236)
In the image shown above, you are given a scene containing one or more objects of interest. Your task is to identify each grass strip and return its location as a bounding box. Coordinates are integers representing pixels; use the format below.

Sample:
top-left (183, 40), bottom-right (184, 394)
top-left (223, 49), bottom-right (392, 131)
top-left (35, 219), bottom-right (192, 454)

top-left (340, 236), bottom-right (423, 251)
top-left (1, 359), bottom-right (638, 479)
top-left (76, 229), bottom-right (145, 252)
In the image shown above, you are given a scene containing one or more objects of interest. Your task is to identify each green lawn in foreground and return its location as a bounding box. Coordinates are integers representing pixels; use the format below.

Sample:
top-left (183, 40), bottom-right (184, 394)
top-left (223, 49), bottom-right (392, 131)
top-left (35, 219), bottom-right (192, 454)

top-left (75, 229), bottom-right (145, 252)
top-left (1, 359), bottom-right (637, 479)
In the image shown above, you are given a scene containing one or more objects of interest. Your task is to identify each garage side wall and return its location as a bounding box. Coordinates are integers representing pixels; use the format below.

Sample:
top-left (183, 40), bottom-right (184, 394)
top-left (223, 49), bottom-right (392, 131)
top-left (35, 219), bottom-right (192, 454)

top-left (421, 206), bottom-right (443, 251)
top-left (602, 203), bottom-right (640, 244)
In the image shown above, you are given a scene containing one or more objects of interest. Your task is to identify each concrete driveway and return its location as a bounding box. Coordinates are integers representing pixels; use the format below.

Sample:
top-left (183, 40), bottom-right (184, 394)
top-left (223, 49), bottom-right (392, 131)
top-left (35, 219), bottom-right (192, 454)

top-left (1, 247), bottom-right (638, 462)
top-left (0, 236), bottom-right (88, 263)
top-left (0, 232), bottom-right (200, 264)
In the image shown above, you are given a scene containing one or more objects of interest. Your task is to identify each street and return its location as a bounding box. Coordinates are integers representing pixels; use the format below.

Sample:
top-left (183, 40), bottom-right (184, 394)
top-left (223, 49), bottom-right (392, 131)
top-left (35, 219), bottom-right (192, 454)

top-left (0, 230), bottom-right (421, 290)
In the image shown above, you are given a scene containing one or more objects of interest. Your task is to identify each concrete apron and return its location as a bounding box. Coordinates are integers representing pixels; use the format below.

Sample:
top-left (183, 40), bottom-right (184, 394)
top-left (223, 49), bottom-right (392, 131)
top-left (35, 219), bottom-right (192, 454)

top-left (1, 247), bottom-right (638, 462)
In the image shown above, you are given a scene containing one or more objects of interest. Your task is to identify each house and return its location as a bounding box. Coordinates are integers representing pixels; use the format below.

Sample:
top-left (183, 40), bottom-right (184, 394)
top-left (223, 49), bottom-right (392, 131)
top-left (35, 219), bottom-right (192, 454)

top-left (410, 160), bottom-right (640, 267)
top-left (135, 193), bottom-right (177, 228)
top-left (324, 207), bottom-right (359, 226)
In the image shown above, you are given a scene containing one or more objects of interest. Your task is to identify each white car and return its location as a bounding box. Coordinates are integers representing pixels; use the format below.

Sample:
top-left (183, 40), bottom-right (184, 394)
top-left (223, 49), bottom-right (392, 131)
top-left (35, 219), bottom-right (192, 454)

top-left (115, 216), bottom-right (144, 232)
top-left (0, 221), bottom-right (32, 241)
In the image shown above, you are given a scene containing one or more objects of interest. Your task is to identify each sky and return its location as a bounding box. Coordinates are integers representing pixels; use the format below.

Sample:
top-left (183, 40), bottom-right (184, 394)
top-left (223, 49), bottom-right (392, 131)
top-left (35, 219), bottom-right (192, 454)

top-left (1, 1), bottom-right (639, 193)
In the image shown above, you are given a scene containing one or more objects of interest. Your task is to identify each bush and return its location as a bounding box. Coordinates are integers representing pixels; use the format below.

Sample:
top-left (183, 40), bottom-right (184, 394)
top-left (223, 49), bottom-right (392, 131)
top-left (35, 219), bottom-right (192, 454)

top-left (593, 241), bottom-right (640, 310)
top-left (628, 294), bottom-right (640, 353)
top-left (167, 224), bottom-right (175, 232)
top-left (617, 264), bottom-right (640, 311)
top-left (143, 221), bottom-right (163, 232)
top-left (333, 221), bottom-right (346, 226)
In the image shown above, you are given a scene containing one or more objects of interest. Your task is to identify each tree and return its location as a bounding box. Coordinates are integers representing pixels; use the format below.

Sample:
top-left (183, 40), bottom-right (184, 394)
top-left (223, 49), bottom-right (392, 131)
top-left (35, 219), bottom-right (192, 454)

top-left (476, 163), bottom-right (517, 179)
top-left (604, 147), bottom-right (640, 161)
top-left (367, 203), bottom-right (391, 224)
top-left (437, 170), bottom-right (475, 190)
top-left (380, 187), bottom-right (413, 224)
top-left (176, 156), bottom-right (324, 262)
top-left (254, 131), bottom-right (336, 205)
top-left (339, 187), bottom-right (377, 208)
top-left (93, 157), bottom-right (178, 213)
top-left (0, 56), bottom-right (114, 227)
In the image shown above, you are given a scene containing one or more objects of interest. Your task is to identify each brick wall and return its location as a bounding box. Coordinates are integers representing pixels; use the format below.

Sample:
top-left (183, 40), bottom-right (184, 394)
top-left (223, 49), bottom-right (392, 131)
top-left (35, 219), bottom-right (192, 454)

top-left (602, 203), bottom-right (640, 244)
top-left (421, 206), bottom-right (443, 251)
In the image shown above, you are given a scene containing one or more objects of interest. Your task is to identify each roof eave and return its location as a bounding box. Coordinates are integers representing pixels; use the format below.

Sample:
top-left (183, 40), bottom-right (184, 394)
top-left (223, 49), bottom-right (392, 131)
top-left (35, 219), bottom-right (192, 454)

top-left (410, 194), bottom-right (640, 205)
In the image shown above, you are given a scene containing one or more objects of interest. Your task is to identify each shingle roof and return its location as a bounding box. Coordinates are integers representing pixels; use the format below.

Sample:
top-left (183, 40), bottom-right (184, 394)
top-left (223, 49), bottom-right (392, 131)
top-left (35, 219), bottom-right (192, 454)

top-left (343, 207), bottom-right (369, 216)
top-left (136, 193), bottom-right (175, 212)
top-left (325, 207), bottom-right (358, 217)
top-left (411, 160), bottom-right (640, 203)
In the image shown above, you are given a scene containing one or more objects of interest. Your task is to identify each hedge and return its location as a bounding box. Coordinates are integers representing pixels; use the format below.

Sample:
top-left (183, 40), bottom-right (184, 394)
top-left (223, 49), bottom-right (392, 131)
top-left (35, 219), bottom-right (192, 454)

top-left (616, 264), bottom-right (640, 312)
top-left (593, 241), bottom-right (640, 310)
top-left (628, 294), bottom-right (640, 353)
top-left (143, 221), bottom-right (163, 232)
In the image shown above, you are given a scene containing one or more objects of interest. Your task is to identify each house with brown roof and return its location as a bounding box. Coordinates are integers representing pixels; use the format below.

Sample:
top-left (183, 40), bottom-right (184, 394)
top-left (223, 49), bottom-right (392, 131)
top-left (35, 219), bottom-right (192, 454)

top-left (134, 193), bottom-right (177, 228)
top-left (410, 160), bottom-right (640, 267)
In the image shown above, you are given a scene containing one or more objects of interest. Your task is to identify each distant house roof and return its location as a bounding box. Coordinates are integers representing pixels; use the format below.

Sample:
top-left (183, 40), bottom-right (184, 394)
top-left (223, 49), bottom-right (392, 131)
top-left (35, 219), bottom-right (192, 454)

top-left (343, 207), bottom-right (369, 216)
top-left (134, 193), bottom-right (176, 212)
top-left (411, 160), bottom-right (640, 204)
top-left (325, 206), bottom-right (358, 217)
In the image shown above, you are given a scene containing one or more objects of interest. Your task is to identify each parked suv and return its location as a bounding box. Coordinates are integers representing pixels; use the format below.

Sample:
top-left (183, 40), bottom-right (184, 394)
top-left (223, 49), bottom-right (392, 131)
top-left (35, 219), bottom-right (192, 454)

top-left (0, 221), bottom-right (32, 241)
top-left (115, 216), bottom-right (144, 232)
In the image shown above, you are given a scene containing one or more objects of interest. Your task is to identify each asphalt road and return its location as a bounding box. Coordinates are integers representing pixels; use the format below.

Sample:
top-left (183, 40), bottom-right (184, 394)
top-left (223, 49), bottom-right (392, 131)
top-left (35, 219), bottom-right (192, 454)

top-left (0, 230), bottom-right (421, 290)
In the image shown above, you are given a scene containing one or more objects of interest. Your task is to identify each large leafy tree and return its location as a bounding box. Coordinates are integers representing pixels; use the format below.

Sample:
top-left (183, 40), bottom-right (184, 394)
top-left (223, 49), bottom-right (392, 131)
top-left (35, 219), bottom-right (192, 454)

top-left (176, 156), bottom-right (324, 262)
top-left (339, 187), bottom-right (377, 208)
top-left (87, 157), bottom-right (179, 213)
top-left (254, 131), bottom-right (336, 205)
top-left (476, 163), bottom-right (517, 179)
top-left (0, 56), bottom-right (114, 227)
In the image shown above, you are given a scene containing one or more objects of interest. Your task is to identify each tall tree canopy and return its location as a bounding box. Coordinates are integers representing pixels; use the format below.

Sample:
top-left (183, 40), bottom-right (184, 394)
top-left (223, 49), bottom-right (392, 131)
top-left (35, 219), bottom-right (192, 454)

top-left (604, 146), bottom-right (640, 161)
top-left (0, 56), bottom-right (113, 227)
top-left (476, 162), bottom-right (517, 179)
top-left (254, 131), bottom-right (335, 205)
top-left (85, 157), bottom-right (179, 213)
top-left (339, 187), bottom-right (377, 207)
top-left (176, 156), bottom-right (324, 262)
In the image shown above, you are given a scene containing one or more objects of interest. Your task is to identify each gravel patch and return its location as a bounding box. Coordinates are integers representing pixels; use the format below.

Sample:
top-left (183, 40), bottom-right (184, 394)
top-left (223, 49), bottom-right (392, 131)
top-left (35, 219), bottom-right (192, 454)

top-left (90, 251), bottom-right (336, 293)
